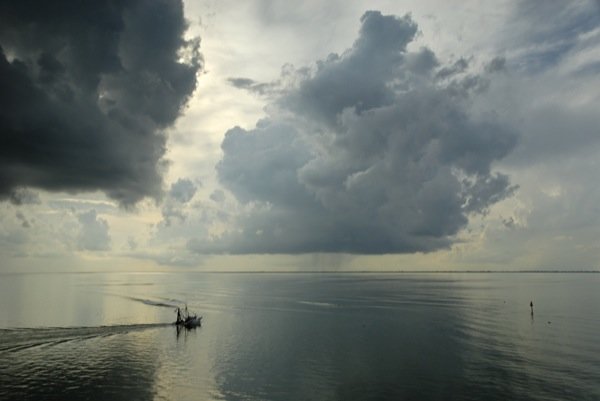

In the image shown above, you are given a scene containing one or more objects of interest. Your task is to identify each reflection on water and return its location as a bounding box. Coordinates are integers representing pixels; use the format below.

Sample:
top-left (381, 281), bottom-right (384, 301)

top-left (0, 272), bottom-right (599, 400)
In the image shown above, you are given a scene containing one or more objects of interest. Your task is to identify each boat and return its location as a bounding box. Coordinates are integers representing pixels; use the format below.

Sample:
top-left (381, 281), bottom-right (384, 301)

top-left (174, 306), bottom-right (202, 329)
top-left (179, 314), bottom-right (202, 329)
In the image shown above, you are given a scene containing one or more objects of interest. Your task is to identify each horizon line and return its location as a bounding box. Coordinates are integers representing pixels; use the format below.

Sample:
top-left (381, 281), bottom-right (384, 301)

top-left (1, 269), bottom-right (599, 275)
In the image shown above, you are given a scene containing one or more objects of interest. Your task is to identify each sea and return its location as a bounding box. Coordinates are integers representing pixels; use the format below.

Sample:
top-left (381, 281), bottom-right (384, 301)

top-left (0, 271), bottom-right (598, 401)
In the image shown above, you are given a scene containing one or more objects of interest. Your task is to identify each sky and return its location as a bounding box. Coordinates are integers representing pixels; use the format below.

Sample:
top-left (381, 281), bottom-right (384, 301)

top-left (1, 0), bottom-right (600, 272)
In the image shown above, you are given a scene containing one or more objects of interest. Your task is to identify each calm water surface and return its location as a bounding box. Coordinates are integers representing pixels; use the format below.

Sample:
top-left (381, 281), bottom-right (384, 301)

top-left (0, 272), bottom-right (598, 400)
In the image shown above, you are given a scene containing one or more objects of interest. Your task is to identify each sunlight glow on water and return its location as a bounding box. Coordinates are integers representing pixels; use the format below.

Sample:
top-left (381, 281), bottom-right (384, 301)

top-left (0, 272), bottom-right (599, 400)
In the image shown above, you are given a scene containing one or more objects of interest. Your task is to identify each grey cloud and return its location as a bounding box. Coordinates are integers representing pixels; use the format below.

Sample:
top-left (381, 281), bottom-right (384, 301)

top-left (15, 211), bottom-right (31, 228)
top-left (77, 209), bottom-right (110, 251)
top-left (461, 174), bottom-right (518, 214)
top-left (8, 188), bottom-right (40, 205)
top-left (218, 122), bottom-right (313, 206)
top-left (504, 102), bottom-right (600, 166)
top-left (124, 249), bottom-right (204, 267)
top-left (508, 0), bottom-right (600, 73)
top-left (161, 178), bottom-right (198, 226)
top-left (405, 48), bottom-right (439, 76)
top-left (161, 206), bottom-right (186, 227)
top-left (502, 216), bottom-right (516, 229)
top-left (127, 236), bottom-right (138, 251)
top-left (228, 77), bottom-right (256, 89)
top-left (436, 58), bottom-right (469, 80)
top-left (485, 57), bottom-right (506, 73)
top-left (0, 0), bottom-right (202, 206)
top-left (210, 189), bottom-right (226, 203)
top-left (227, 77), bottom-right (280, 96)
top-left (573, 60), bottom-right (600, 77)
top-left (169, 178), bottom-right (198, 203)
top-left (487, 1), bottom-right (600, 169)
top-left (47, 198), bottom-right (117, 213)
top-left (278, 11), bottom-right (418, 126)
top-left (197, 11), bottom-right (518, 255)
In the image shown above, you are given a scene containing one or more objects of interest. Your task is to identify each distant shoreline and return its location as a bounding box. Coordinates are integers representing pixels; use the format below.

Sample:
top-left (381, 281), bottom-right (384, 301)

top-left (1, 270), bottom-right (599, 275)
top-left (189, 270), bottom-right (600, 274)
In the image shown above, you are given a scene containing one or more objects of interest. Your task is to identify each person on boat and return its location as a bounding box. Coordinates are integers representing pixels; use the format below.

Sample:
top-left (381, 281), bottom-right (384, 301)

top-left (176, 307), bottom-right (183, 324)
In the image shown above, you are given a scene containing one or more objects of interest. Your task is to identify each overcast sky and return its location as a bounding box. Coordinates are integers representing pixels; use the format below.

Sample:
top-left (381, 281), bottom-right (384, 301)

top-left (1, 0), bottom-right (600, 271)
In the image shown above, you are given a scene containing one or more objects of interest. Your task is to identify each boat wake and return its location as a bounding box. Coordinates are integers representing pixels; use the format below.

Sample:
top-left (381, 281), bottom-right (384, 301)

top-left (298, 300), bottom-right (338, 308)
top-left (122, 295), bottom-right (179, 308)
top-left (0, 323), bottom-right (171, 354)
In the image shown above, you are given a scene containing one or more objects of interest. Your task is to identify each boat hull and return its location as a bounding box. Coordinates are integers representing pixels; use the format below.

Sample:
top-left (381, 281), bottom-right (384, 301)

top-left (174, 316), bottom-right (202, 329)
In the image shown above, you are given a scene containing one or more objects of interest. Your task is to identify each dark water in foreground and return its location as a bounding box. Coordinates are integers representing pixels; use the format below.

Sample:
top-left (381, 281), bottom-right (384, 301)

top-left (0, 272), bottom-right (599, 400)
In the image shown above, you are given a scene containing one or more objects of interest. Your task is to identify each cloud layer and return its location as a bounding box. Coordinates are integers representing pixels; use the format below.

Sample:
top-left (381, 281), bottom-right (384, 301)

top-left (0, 0), bottom-right (202, 206)
top-left (194, 11), bottom-right (518, 255)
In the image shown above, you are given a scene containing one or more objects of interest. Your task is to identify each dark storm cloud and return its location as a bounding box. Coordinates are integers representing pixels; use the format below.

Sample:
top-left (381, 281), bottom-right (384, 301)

top-left (0, 0), bottom-right (202, 206)
top-left (191, 11), bottom-right (518, 255)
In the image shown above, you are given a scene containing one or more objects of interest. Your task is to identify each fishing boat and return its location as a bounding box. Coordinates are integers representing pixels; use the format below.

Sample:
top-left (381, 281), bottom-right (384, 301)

top-left (174, 306), bottom-right (202, 329)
